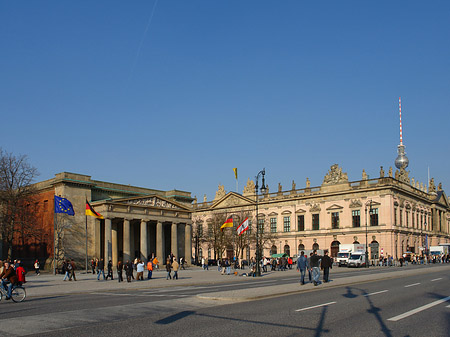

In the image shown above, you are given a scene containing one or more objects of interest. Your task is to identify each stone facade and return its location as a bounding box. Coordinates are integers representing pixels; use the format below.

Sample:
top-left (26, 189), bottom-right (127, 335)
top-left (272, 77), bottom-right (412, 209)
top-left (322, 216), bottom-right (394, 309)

top-left (28, 172), bottom-right (193, 268)
top-left (192, 165), bottom-right (450, 263)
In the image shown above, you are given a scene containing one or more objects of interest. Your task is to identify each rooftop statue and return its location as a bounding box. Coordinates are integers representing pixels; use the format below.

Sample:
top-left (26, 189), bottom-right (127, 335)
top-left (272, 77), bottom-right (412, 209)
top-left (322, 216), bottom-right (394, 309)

top-left (322, 164), bottom-right (348, 185)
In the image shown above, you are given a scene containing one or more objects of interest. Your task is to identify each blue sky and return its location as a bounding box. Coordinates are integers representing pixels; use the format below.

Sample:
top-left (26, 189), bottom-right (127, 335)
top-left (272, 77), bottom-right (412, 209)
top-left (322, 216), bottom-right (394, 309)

top-left (1, 1), bottom-right (449, 200)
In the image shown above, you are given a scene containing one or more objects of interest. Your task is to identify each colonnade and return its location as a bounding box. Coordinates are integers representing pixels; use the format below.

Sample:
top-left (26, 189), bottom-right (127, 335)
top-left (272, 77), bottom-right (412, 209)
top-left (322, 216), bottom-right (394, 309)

top-left (101, 218), bottom-right (192, 266)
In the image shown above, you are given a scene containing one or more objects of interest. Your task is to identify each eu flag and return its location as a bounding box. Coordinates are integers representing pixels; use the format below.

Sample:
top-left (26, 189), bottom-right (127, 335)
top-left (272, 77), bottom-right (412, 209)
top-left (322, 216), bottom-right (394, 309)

top-left (54, 196), bottom-right (75, 216)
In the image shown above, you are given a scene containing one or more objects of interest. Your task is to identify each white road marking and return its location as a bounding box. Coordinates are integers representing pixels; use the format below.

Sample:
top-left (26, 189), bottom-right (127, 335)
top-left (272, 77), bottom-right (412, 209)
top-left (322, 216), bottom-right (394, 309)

top-left (431, 278), bottom-right (442, 282)
top-left (404, 283), bottom-right (420, 288)
top-left (387, 296), bottom-right (450, 321)
top-left (446, 305), bottom-right (450, 308)
top-left (364, 290), bottom-right (388, 297)
top-left (295, 302), bottom-right (336, 312)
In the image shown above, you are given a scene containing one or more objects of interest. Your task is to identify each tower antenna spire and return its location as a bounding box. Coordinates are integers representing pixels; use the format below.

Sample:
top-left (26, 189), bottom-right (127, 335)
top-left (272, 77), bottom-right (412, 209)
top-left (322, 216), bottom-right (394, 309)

top-left (395, 96), bottom-right (409, 169)
top-left (399, 97), bottom-right (403, 145)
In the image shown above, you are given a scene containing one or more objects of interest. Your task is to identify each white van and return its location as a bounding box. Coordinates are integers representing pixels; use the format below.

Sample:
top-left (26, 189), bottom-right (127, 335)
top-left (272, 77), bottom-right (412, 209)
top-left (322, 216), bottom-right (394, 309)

top-left (347, 252), bottom-right (366, 268)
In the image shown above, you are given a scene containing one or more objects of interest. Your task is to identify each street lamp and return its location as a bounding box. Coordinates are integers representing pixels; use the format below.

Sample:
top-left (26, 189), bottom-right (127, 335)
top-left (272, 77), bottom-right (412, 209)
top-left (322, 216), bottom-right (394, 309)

top-left (365, 200), bottom-right (373, 268)
top-left (255, 168), bottom-right (267, 277)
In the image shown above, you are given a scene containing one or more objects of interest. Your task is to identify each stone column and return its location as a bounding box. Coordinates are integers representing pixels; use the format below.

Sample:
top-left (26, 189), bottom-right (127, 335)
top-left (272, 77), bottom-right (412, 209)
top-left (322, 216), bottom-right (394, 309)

top-left (156, 221), bottom-right (163, 261)
top-left (94, 218), bottom-right (101, 259)
top-left (185, 223), bottom-right (192, 265)
top-left (112, 223), bottom-right (118, 266)
top-left (171, 222), bottom-right (178, 258)
top-left (104, 218), bottom-right (112, 262)
top-left (140, 219), bottom-right (148, 261)
top-left (123, 219), bottom-right (131, 262)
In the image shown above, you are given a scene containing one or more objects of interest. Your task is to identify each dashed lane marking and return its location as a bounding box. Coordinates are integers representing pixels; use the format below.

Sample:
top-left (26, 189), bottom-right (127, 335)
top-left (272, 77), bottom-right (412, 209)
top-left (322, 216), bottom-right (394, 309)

top-left (404, 283), bottom-right (420, 288)
top-left (387, 296), bottom-right (450, 321)
top-left (295, 302), bottom-right (336, 312)
top-left (363, 290), bottom-right (389, 297)
top-left (431, 278), bottom-right (442, 282)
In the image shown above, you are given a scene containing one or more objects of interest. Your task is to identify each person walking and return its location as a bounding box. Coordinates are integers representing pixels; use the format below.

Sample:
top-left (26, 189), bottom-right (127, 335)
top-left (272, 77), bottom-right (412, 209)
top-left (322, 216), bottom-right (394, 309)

top-left (296, 251), bottom-right (309, 285)
top-left (307, 252), bottom-right (313, 283)
top-left (0, 261), bottom-right (18, 300)
top-left (69, 259), bottom-right (77, 281)
top-left (310, 250), bottom-right (323, 286)
top-left (97, 258), bottom-right (105, 280)
top-left (147, 259), bottom-right (153, 279)
top-left (117, 260), bottom-right (123, 282)
top-left (91, 259), bottom-right (96, 274)
top-left (105, 260), bottom-right (113, 280)
top-left (172, 257), bottom-right (179, 280)
top-left (320, 250), bottom-right (333, 283)
top-left (34, 260), bottom-right (40, 275)
top-left (166, 258), bottom-right (172, 280)
top-left (136, 260), bottom-right (145, 280)
top-left (124, 260), bottom-right (133, 282)
top-left (63, 260), bottom-right (70, 281)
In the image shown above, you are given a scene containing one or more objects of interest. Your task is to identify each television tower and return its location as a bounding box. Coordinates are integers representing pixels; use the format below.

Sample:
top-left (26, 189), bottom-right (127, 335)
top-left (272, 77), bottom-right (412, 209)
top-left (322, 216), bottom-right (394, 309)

top-left (395, 97), bottom-right (409, 169)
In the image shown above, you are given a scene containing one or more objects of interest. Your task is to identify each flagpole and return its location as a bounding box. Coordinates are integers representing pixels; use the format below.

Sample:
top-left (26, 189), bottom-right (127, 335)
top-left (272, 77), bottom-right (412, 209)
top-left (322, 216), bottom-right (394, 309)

top-left (53, 210), bottom-right (57, 275)
top-left (85, 214), bottom-right (88, 274)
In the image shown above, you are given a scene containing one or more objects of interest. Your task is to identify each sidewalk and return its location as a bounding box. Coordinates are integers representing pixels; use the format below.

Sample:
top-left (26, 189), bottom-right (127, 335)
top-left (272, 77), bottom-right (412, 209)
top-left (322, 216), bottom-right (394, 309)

top-left (22, 264), bottom-right (450, 300)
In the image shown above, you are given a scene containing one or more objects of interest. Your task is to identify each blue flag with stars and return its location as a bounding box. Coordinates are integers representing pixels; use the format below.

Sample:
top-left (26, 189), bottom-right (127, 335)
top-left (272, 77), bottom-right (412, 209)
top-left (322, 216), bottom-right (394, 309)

top-left (54, 195), bottom-right (75, 216)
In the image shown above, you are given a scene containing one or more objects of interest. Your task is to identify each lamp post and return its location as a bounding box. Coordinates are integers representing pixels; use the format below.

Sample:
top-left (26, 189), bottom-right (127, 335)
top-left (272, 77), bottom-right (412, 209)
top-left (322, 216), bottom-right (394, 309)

top-left (255, 168), bottom-right (267, 277)
top-left (365, 200), bottom-right (373, 268)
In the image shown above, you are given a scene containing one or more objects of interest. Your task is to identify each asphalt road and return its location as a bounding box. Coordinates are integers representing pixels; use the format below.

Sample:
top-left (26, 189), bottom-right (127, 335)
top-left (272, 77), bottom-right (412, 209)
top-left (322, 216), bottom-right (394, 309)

top-left (0, 264), bottom-right (449, 336)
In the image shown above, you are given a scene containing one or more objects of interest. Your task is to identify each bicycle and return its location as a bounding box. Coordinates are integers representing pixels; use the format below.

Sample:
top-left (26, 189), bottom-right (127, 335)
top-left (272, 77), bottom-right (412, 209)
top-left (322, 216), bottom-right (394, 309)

top-left (0, 283), bottom-right (26, 303)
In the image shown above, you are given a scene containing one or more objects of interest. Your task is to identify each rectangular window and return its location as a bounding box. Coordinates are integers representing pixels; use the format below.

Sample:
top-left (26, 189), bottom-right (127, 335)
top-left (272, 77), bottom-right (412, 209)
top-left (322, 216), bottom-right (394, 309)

top-left (312, 214), bottom-right (320, 230)
top-left (298, 215), bottom-right (305, 231)
top-left (283, 216), bottom-right (290, 232)
top-left (370, 208), bottom-right (379, 226)
top-left (43, 200), bottom-right (48, 213)
top-left (406, 211), bottom-right (409, 227)
top-left (198, 224), bottom-right (203, 237)
top-left (248, 219), bottom-right (252, 234)
top-left (400, 210), bottom-right (403, 226)
top-left (412, 212), bottom-right (415, 228)
top-left (394, 208), bottom-right (397, 226)
top-left (331, 212), bottom-right (339, 229)
top-left (258, 218), bottom-right (264, 234)
top-left (270, 217), bottom-right (277, 233)
top-left (352, 210), bottom-right (361, 227)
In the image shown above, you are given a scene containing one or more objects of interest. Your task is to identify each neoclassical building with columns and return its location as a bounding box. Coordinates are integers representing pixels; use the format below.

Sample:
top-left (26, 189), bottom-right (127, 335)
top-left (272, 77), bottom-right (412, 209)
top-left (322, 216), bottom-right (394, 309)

top-left (192, 164), bottom-right (450, 263)
top-left (29, 172), bottom-right (193, 267)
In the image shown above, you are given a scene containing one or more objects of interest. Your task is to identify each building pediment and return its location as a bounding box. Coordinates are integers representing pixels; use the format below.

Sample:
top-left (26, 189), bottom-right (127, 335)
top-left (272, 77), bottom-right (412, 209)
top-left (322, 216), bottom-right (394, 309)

top-left (107, 195), bottom-right (190, 211)
top-left (433, 191), bottom-right (450, 209)
top-left (326, 204), bottom-right (344, 211)
top-left (210, 192), bottom-right (255, 209)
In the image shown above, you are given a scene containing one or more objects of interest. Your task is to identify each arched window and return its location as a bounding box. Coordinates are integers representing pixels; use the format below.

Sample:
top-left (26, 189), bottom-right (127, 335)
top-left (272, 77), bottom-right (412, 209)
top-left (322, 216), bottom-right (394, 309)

top-left (353, 241), bottom-right (360, 244)
top-left (370, 240), bottom-right (379, 260)
top-left (312, 243), bottom-right (319, 250)
top-left (330, 240), bottom-right (340, 258)
top-left (284, 245), bottom-right (290, 256)
top-left (298, 244), bottom-right (305, 252)
top-left (198, 247), bottom-right (203, 258)
top-left (270, 245), bottom-right (277, 255)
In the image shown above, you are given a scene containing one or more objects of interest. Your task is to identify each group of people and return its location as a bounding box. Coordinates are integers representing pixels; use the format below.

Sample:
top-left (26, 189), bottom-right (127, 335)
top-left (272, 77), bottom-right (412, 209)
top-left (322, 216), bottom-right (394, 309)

top-left (0, 259), bottom-right (26, 300)
top-left (296, 250), bottom-right (333, 286)
top-left (165, 254), bottom-right (182, 280)
top-left (62, 259), bottom-right (77, 281)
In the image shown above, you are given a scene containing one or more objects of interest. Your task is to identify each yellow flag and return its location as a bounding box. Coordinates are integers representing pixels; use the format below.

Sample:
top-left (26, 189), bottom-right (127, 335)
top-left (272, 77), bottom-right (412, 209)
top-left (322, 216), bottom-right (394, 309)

top-left (233, 168), bottom-right (238, 180)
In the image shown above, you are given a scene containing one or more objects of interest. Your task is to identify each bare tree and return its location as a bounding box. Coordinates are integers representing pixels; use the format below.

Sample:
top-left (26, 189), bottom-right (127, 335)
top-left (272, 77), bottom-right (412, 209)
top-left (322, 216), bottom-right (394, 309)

top-left (192, 215), bottom-right (207, 265)
top-left (0, 148), bottom-right (39, 259)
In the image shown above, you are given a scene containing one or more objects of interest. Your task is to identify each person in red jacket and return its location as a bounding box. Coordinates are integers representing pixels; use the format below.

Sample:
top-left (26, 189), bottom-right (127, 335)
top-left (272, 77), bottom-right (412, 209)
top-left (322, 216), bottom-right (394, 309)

top-left (15, 263), bottom-right (26, 285)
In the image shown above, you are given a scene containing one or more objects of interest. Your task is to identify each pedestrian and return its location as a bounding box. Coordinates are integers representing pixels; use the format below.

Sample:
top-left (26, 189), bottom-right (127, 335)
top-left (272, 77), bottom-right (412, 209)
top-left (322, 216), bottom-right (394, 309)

top-left (106, 260), bottom-right (113, 280)
top-left (0, 261), bottom-right (19, 300)
top-left (34, 260), bottom-right (40, 275)
top-left (147, 259), bottom-right (153, 279)
top-left (124, 260), bottom-right (133, 282)
top-left (310, 250), bottom-right (323, 286)
top-left (296, 251), bottom-right (309, 285)
top-left (172, 257), bottom-right (179, 280)
top-left (63, 260), bottom-right (70, 281)
top-left (91, 258), bottom-right (96, 274)
top-left (69, 259), bottom-right (77, 281)
top-left (97, 258), bottom-right (105, 280)
top-left (136, 259), bottom-right (145, 280)
top-left (152, 256), bottom-right (159, 271)
top-left (180, 257), bottom-right (185, 270)
top-left (307, 252), bottom-right (313, 283)
top-left (16, 262), bottom-right (26, 285)
top-left (166, 258), bottom-right (172, 280)
top-left (201, 257), bottom-right (206, 270)
top-left (117, 260), bottom-right (123, 282)
top-left (320, 250), bottom-right (333, 283)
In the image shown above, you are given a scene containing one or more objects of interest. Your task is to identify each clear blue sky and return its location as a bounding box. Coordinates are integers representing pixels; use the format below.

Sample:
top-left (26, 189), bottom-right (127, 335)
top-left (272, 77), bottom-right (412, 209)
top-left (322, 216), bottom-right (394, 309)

top-left (1, 1), bottom-right (449, 200)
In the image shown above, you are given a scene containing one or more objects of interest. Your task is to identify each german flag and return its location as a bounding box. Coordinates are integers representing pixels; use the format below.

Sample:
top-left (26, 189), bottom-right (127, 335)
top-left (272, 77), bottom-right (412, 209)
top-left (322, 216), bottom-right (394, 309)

top-left (86, 201), bottom-right (104, 219)
top-left (220, 217), bottom-right (233, 232)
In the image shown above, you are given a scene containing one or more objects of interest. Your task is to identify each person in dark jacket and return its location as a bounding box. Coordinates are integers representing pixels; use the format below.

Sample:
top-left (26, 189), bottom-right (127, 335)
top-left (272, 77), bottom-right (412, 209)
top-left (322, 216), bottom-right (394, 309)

top-left (0, 261), bottom-right (19, 300)
top-left (124, 260), bottom-right (133, 282)
top-left (117, 260), bottom-right (123, 282)
top-left (320, 250), bottom-right (333, 283)
top-left (309, 250), bottom-right (323, 286)
top-left (166, 258), bottom-right (172, 280)
top-left (105, 260), bottom-right (113, 280)
top-left (97, 258), bottom-right (105, 280)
